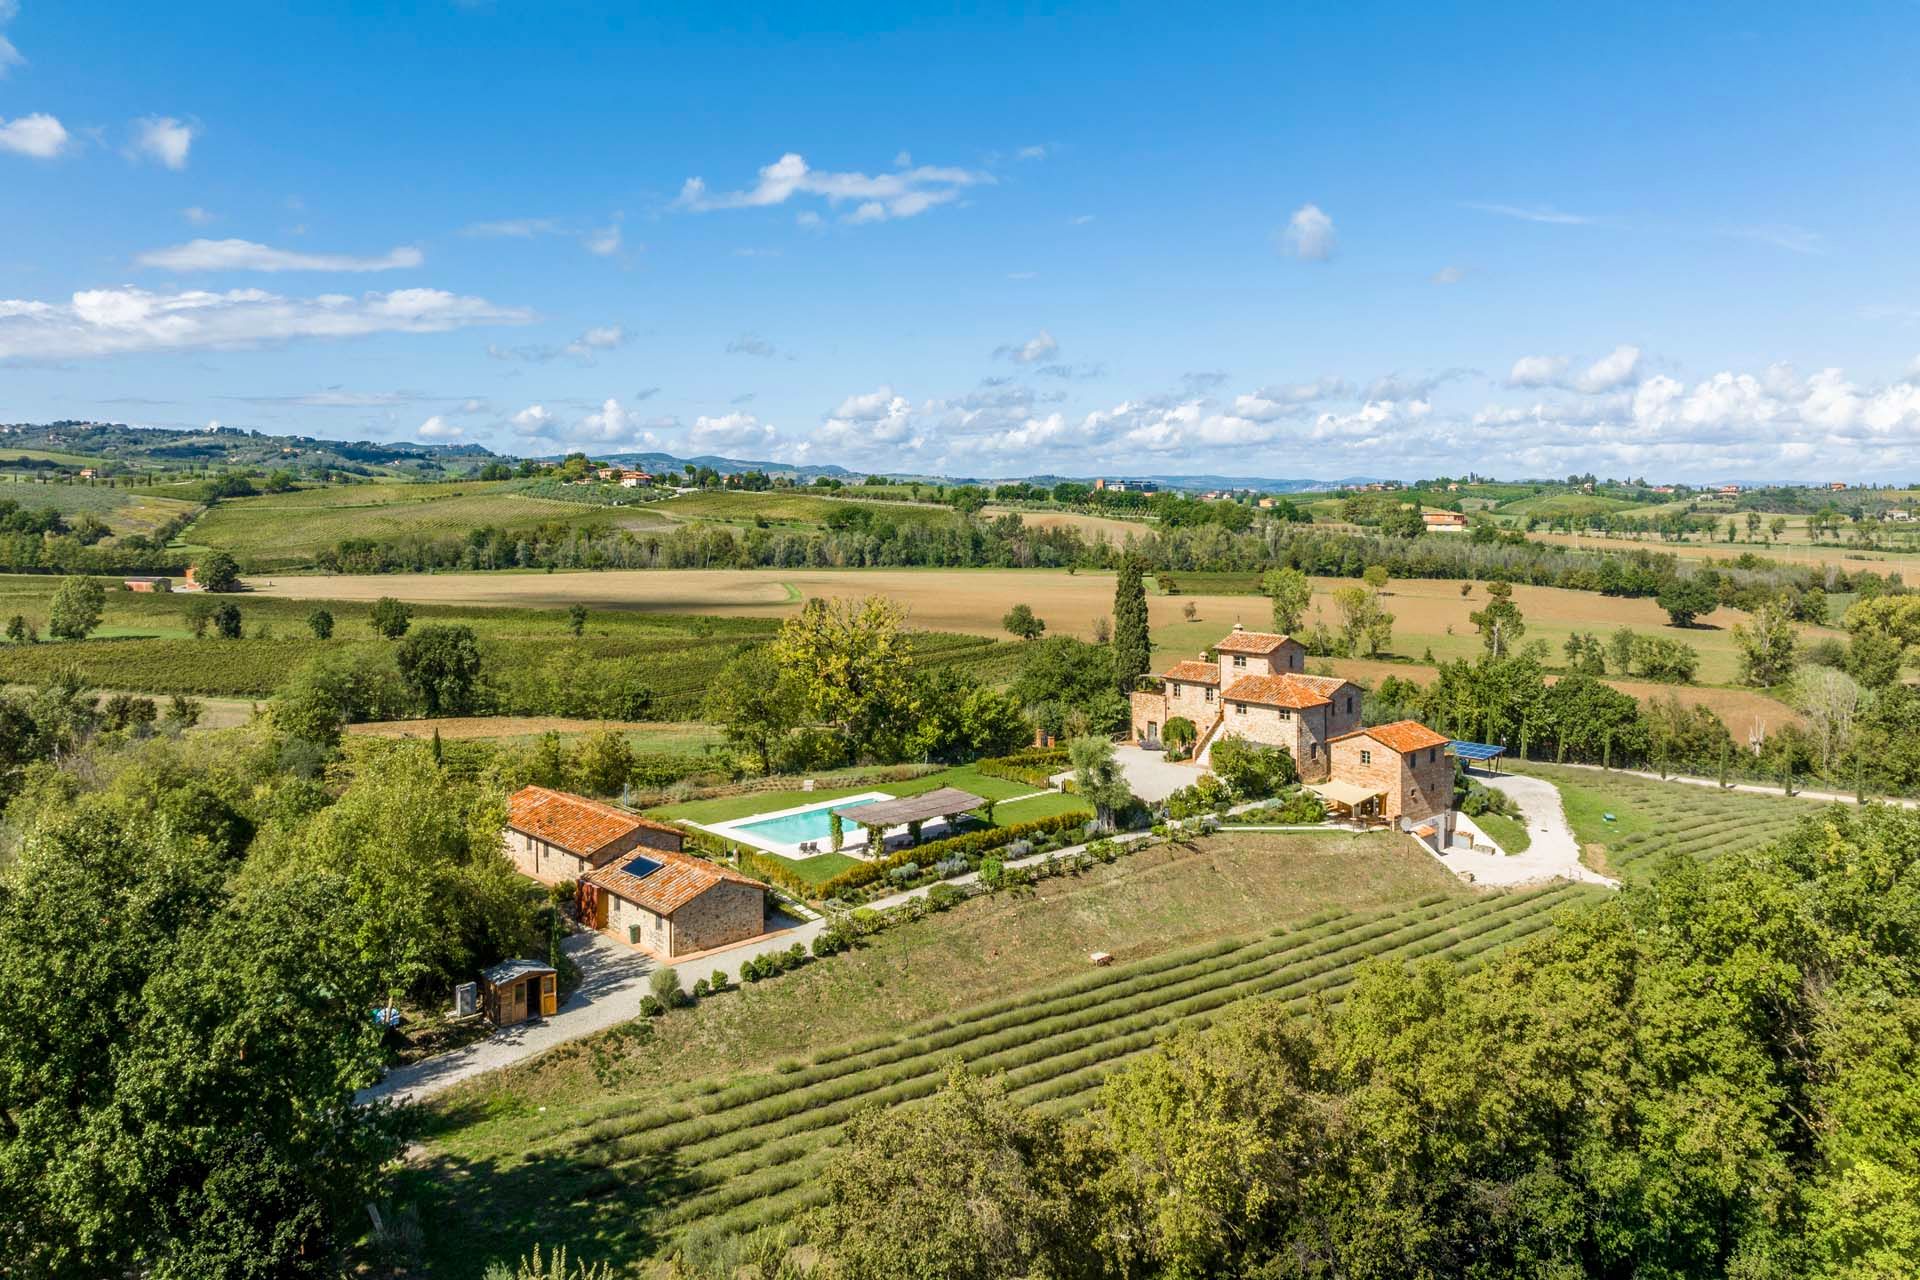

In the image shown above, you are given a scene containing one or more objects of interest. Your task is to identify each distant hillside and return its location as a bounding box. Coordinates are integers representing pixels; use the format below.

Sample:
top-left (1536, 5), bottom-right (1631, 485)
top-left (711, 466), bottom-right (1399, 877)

top-left (0, 421), bottom-right (490, 477)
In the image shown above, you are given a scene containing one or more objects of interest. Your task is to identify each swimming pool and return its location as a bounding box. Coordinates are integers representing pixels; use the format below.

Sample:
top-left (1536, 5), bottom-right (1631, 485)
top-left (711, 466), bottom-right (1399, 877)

top-left (731, 797), bottom-right (883, 846)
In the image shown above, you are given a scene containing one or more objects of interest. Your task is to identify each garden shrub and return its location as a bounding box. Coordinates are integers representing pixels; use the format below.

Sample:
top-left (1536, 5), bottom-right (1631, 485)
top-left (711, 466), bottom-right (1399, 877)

top-left (974, 747), bottom-right (1071, 788)
top-left (639, 994), bottom-right (664, 1017)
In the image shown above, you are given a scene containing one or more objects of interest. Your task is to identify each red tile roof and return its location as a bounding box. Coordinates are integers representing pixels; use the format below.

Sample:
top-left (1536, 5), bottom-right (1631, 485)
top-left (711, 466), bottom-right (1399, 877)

top-left (584, 848), bottom-right (764, 916)
top-left (507, 786), bottom-right (681, 858)
top-left (1213, 629), bottom-right (1295, 654)
top-left (1330, 720), bottom-right (1451, 754)
top-left (1161, 660), bottom-right (1219, 684)
top-left (1222, 674), bottom-right (1332, 709)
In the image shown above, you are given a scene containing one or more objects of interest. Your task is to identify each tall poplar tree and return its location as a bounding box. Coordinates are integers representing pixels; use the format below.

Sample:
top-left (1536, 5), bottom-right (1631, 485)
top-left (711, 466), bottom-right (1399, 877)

top-left (1112, 557), bottom-right (1150, 696)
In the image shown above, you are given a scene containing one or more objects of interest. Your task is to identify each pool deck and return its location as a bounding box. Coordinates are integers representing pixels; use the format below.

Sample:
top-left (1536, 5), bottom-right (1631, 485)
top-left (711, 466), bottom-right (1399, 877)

top-left (698, 791), bottom-right (897, 860)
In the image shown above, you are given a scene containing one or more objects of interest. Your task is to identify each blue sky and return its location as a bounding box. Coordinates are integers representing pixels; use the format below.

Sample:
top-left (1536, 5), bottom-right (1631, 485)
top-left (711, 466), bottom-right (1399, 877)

top-left (4, 1), bottom-right (1919, 481)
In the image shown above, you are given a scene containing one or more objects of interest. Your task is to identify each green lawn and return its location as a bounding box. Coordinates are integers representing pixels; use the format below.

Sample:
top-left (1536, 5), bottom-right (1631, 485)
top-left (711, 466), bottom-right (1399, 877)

top-left (768, 851), bottom-right (865, 886)
top-left (652, 763), bottom-right (1063, 826)
top-left (1471, 810), bottom-right (1532, 855)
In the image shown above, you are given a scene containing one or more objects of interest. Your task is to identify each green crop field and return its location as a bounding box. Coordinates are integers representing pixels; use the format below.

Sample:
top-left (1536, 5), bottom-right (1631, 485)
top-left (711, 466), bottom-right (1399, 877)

top-left (655, 489), bottom-right (962, 531)
top-left (1516, 764), bottom-right (1816, 880)
top-left (0, 479), bottom-right (198, 536)
top-left (1492, 492), bottom-right (1652, 521)
top-left (180, 480), bottom-right (633, 569)
top-left (405, 870), bottom-right (1601, 1273)
top-left (0, 576), bottom-right (1022, 714)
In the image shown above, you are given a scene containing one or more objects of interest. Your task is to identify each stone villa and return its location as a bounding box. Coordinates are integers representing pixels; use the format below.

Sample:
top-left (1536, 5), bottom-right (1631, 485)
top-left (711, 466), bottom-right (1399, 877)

top-left (1130, 624), bottom-right (1363, 782)
top-left (1130, 624), bottom-right (1454, 841)
top-left (505, 785), bottom-right (769, 960)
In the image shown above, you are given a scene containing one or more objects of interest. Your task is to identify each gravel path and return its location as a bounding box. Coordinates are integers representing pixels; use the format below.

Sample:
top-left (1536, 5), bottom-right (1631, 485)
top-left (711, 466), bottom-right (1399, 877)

top-left (1445, 769), bottom-right (1616, 888)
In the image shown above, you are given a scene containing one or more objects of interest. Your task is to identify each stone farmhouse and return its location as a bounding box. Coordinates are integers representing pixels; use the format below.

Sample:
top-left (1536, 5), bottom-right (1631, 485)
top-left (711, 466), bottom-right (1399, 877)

top-left (1130, 625), bottom-right (1455, 841)
top-left (1130, 624), bottom-right (1362, 782)
top-left (505, 785), bottom-right (769, 960)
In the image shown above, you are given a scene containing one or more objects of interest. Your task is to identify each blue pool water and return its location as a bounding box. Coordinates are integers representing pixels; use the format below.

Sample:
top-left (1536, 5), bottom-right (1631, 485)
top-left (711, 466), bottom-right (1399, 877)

top-left (734, 798), bottom-right (882, 845)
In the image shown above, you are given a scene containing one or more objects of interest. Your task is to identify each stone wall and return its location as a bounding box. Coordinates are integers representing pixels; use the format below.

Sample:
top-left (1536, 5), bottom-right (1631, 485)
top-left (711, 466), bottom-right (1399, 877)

top-left (1129, 690), bottom-right (1167, 744)
top-left (669, 881), bottom-right (768, 956)
top-left (1329, 738), bottom-right (1453, 822)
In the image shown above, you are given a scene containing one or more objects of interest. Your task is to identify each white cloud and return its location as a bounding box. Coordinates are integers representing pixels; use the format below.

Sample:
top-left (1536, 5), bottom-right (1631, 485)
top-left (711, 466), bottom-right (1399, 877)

top-left (0, 286), bottom-right (533, 361)
top-left (0, 112), bottom-right (68, 158)
top-left (584, 223), bottom-right (622, 256)
top-left (1281, 204), bottom-right (1336, 262)
top-left (511, 404), bottom-right (555, 436)
top-left (675, 152), bottom-right (993, 223)
top-left (1463, 202), bottom-right (1595, 225)
top-left (462, 217), bottom-right (563, 238)
top-left (1432, 265), bottom-right (1465, 285)
top-left (1017, 144), bottom-right (1047, 160)
top-left (1577, 344), bottom-right (1641, 393)
top-left (995, 329), bottom-right (1058, 364)
top-left (1508, 345), bottom-right (1641, 393)
top-left (130, 116), bottom-right (195, 170)
top-left (1071, 214), bottom-right (1094, 225)
top-left (568, 323), bottom-right (626, 352)
top-left (182, 206), bottom-right (214, 226)
top-left (817, 386), bottom-right (917, 450)
top-left (416, 415), bottom-right (462, 439)
top-left (578, 398), bottom-right (632, 441)
top-left (686, 411), bottom-right (777, 453)
top-left (1233, 377), bottom-right (1353, 420)
top-left (136, 238), bottom-right (425, 273)
top-left (0, 1), bottom-right (22, 76)
top-left (1508, 354), bottom-right (1571, 387)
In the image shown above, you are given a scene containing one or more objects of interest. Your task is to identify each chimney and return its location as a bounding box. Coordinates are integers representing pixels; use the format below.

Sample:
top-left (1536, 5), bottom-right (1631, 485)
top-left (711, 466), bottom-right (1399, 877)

top-left (1198, 651), bottom-right (1208, 661)
top-left (1231, 622), bottom-right (1244, 632)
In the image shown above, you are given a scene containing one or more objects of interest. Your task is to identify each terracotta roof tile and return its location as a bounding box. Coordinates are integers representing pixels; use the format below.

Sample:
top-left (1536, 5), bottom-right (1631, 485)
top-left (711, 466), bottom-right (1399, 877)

top-left (1330, 720), bottom-right (1451, 754)
top-left (508, 785), bottom-right (680, 858)
top-left (1161, 660), bottom-right (1219, 684)
top-left (1213, 629), bottom-right (1296, 654)
top-left (1222, 674), bottom-right (1332, 709)
top-left (584, 847), bottom-right (764, 916)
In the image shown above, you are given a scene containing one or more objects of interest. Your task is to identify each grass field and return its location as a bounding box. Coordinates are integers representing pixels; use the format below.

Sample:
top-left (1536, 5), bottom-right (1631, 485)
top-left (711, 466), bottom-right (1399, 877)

top-left (1471, 810), bottom-right (1532, 855)
top-left (0, 478), bottom-right (197, 536)
top-left (1515, 763), bottom-right (1815, 880)
top-left (405, 832), bottom-right (1598, 1272)
top-left (179, 480), bottom-right (648, 569)
top-left (1528, 528), bottom-right (1920, 574)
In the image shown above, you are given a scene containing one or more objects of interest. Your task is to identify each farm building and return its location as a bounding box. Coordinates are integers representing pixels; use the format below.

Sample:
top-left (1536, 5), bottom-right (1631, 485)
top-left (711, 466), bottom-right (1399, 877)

top-left (479, 958), bottom-right (556, 1026)
top-left (1422, 511), bottom-right (1468, 532)
top-left (1324, 720), bottom-right (1455, 844)
top-left (505, 785), bottom-right (685, 884)
top-left (579, 848), bottom-right (769, 959)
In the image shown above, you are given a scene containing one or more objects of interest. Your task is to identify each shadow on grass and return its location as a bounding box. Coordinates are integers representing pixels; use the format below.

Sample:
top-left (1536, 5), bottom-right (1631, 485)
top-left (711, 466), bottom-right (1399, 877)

top-left (401, 1141), bottom-right (691, 1278)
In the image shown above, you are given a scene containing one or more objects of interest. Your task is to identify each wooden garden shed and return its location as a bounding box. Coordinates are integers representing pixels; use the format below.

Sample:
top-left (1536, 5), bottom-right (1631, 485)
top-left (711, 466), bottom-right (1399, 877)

top-left (479, 958), bottom-right (557, 1026)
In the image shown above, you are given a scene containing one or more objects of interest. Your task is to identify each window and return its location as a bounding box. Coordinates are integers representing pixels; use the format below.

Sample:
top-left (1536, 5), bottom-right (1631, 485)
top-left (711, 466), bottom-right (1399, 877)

top-left (1360, 749), bottom-right (1372, 765)
top-left (1310, 742), bottom-right (1320, 759)
top-left (1234, 702), bottom-right (1246, 715)
top-left (1346, 695), bottom-right (1354, 714)
top-left (1169, 683), bottom-right (1180, 697)
top-left (1278, 708), bottom-right (1291, 720)
top-left (1205, 687), bottom-right (1215, 702)
top-left (1428, 748), bottom-right (1436, 763)
top-left (1292, 652), bottom-right (1302, 670)
top-left (1233, 654), bottom-right (1246, 668)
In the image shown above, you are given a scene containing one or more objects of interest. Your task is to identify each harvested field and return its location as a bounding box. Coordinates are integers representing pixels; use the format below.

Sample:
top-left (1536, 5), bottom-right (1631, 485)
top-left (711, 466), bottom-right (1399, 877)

top-left (981, 505), bottom-right (1151, 543)
top-left (346, 718), bottom-right (722, 748)
top-left (1529, 529), bottom-right (1920, 574)
top-left (1316, 655), bottom-right (1804, 735)
top-left (248, 567), bottom-right (1246, 638)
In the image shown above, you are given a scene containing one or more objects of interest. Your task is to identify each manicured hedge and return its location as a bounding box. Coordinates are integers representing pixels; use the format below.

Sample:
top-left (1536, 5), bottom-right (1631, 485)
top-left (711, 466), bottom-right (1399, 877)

top-left (974, 747), bottom-right (1071, 788)
top-left (813, 811), bottom-right (1090, 898)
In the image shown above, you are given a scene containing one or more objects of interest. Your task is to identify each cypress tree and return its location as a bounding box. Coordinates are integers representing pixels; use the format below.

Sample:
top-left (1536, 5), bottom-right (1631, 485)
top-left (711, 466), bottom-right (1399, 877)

top-left (1112, 556), bottom-right (1150, 696)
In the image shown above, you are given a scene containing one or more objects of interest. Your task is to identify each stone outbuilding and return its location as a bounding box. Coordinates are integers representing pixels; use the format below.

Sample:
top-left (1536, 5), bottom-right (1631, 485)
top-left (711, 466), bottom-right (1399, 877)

top-left (505, 785), bottom-right (686, 884)
top-left (1327, 720), bottom-right (1455, 843)
top-left (1216, 671), bottom-right (1362, 782)
top-left (505, 785), bottom-right (771, 961)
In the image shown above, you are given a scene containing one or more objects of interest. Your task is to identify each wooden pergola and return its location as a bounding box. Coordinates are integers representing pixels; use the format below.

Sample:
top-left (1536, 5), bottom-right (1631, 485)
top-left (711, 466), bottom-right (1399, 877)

top-left (830, 787), bottom-right (988, 847)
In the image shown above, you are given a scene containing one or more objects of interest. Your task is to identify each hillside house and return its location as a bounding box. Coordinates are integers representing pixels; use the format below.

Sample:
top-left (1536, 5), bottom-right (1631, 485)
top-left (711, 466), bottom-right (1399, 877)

top-left (505, 784), bottom-right (685, 884)
top-left (1422, 511), bottom-right (1468, 532)
top-left (1324, 721), bottom-right (1455, 843)
top-left (504, 785), bottom-right (770, 960)
top-left (1129, 625), bottom-right (1360, 781)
